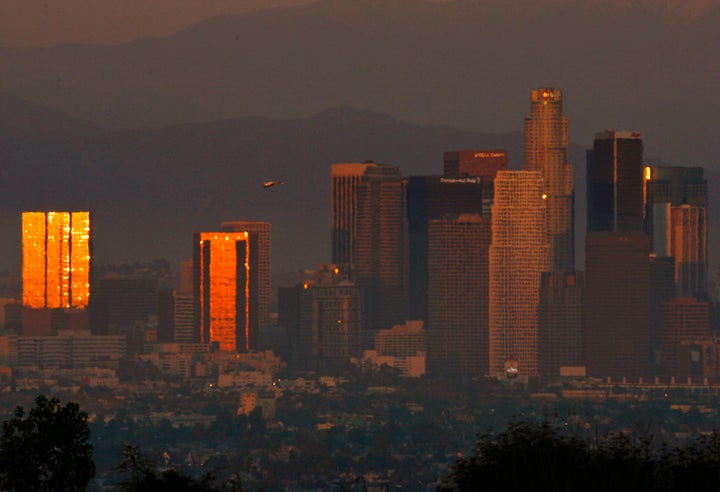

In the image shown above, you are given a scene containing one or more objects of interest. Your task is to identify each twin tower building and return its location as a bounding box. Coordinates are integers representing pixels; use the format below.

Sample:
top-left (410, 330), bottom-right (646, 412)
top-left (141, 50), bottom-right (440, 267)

top-left (332, 88), bottom-right (708, 380)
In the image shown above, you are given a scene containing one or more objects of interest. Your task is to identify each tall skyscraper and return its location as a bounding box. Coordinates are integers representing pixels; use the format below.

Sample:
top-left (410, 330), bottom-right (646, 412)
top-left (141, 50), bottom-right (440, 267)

top-left (194, 231), bottom-right (257, 352)
top-left (489, 171), bottom-right (550, 377)
top-left (523, 88), bottom-right (574, 273)
top-left (354, 164), bottom-right (408, 334)
top-left (643, 165), bottom-right (708, 298)
top-left (670, 205), bottom-right (707, 298)
top-left (222, 221), bottom-right (271, 330)
top-left (22, 211), bottom-right (91, 309)
top-left (406, 176), bottom-right (484, 321)
top-left (427, 213), bottom-right (491, 377)
top-left (331, 162), bottom-right (378, 272)
top-left (584, 232), bottom-right (651, 378)
top-left (587, 130), bottom-right (644, 233)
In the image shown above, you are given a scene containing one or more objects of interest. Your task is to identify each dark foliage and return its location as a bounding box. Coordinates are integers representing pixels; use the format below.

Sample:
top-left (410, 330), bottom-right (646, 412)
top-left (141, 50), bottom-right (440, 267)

top-left (0, 395), bottom-right (95, 492)
top-left (116, 444), bottom-right (245, 492)
top-left (439, 420), bottom-right (720, 492)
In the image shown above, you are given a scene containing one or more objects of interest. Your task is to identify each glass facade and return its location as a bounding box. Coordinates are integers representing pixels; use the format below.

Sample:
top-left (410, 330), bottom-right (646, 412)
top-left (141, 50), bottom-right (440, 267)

top-left (196, 232), bottom-right (250, 352)
top-left (22, 211), bottom-right (91, 309)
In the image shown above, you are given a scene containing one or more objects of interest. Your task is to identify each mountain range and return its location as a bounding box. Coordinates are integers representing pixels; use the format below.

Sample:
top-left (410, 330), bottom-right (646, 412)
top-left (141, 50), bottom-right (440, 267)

top-left (0, 0), bottom-right (718, 276)
top-left (0, 0), bottom-right (717, 165)
top-left (1, 94), bottom-right (718, 278)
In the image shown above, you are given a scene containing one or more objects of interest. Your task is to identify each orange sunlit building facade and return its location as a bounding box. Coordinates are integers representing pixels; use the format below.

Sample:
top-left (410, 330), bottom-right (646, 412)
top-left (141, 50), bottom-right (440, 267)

top-left (194, 231), bottom-right (257, 353)
top-left (22, 211), bottom-right (91, 309)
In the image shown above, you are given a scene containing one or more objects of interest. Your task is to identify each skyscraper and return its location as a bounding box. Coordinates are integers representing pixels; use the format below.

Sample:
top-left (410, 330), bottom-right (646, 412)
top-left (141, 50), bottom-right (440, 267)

top-left (427, 213), bottom-right (491, 377)
top-left (22, 211), bottom-right (91, 309)
top-left (670, 205), bottom-right (707, 298)
top-left (538, 272), bottom-right (584, 377)
top-left (354, 164), bottom-right (408, 334)
top-left (194, 231), bottom-right (257, 352)
top-left (489, 171), bottom-right (550, 377)
top-left (644, 165), bottom-right (707, 247)
top-left (279, 264), bottom-right (364, 370)
top-left (406, 176), bottom-right (484, 321)
top-left (331, 162), bottom-right (378, 272)
top-left (643, 165), bottom-right (708, 298)
top-left (222, 221), bottom-right (271, 331)
top-left (584, 232), bottom-right (651, 378)
top-left (523, 88), bottom-right (574, 273)
top-left (587, 130), bottom-right (644, 233)
top-left (443, 150), bottom-right (507, 219)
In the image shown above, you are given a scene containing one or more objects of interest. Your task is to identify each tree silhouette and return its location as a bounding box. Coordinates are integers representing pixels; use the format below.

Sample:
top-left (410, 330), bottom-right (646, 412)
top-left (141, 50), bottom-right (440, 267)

top-left (439, 420), bottom-right (720, 492)
top-left (0, 395), bottom-right (95, 491)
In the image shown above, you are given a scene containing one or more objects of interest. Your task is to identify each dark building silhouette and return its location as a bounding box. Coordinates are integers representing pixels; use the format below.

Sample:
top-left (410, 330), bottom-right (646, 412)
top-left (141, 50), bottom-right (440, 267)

top-left (90, 275), bottom-right (158, 336)
top-left (443, 149), bottom-right (507, 219)
top-left (587, 131), bottom-right (644, 233)
top-left (427, 214), bottom-right (491, 378)
top-left (443, 149), bottom-right (507, 179)
top-left (584, 232), bottom-right (651, 378)
top-left (407, 176), bottom-right (484, 322)
top-left (660, 297), bottom-right (712, 376)
top-left (278, 265), bottom-right (363, 370)
top-left (538, 272), bottom-right (584, 377)
top-left (649, 255), bottom-right (676, 367)
top-left (354, 164), bottom-right (408, 334)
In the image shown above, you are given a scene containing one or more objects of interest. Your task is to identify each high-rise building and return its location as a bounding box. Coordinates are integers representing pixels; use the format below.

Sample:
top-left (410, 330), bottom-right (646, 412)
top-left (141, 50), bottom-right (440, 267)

top-left (354, 164), bottom-right (408, 333)
top-left (222, 221), bottom-right (271, 330)
top-left (173, 259), bottom-right (196, 343)
top-left (587, 130), bottom-right (644, 233)
top-left (584, 232), bottom-right (651, 378)
top-left (279, 264), bottom-right (363, 370)
top-left (443, 150), bottom-right (507, 219)
top-left (660, 297), bottom-right (712, 376)
top-left (443, 149), bottom-right (507, 178)
top-left (489, 171), bottom-right (550, 377)
top-left (194, 231), bottom-right (257, 352)
top-left (649, 255), bottom-right (676, 366)
top-left (523, 88), bottom-right (574, 273)
top-left (406, 176), bottom-right (484, 321)
top-left (427, 213), bottom-right (491, 377)
top-left (644, 165), bottom-right (707, 248)
top-left (538, 272), bottom-right (584, 377)
top-left (89, 275), bottom-right (158, 336)
top-left (331, 162), bottom-right (379, 272)
top-left (670, 205), bottom-right (707, 298)
top-left (22, 211), bottom-right (91, 309)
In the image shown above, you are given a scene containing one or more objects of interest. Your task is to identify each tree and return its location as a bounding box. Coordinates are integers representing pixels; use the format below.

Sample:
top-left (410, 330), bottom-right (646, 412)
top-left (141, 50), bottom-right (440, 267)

top-left (116, 444), bottom-right (219, 492)
top-left (0, 395), bottom-right (95, 491)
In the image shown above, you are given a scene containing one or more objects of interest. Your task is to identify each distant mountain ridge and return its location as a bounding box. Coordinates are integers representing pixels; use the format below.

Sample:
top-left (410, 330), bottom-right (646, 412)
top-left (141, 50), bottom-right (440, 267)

top-left (0, 101), bottom-right (718, 278)
top-left (0, 0), bottom-right (717, 165)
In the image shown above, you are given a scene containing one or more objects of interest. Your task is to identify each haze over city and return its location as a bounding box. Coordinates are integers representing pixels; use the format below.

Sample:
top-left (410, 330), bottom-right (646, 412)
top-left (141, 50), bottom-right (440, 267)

top-left (1, 1), bottom-right (720, 489)
top-left (1, 0), bottom-right (719, 274)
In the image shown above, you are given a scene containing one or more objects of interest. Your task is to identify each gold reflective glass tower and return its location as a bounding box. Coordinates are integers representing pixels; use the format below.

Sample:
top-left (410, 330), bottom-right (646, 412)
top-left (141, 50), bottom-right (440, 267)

top-left (194, 231), bottom-right (255, 352)
top-left (22, 211), bottom-right (91, 309)
top-left (524, 88), bottom-right (574, 273)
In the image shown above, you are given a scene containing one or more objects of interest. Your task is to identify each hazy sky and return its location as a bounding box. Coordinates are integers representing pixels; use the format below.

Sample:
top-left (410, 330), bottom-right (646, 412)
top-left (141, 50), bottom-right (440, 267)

top-left (0, 0), bottom-right (316, 47)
